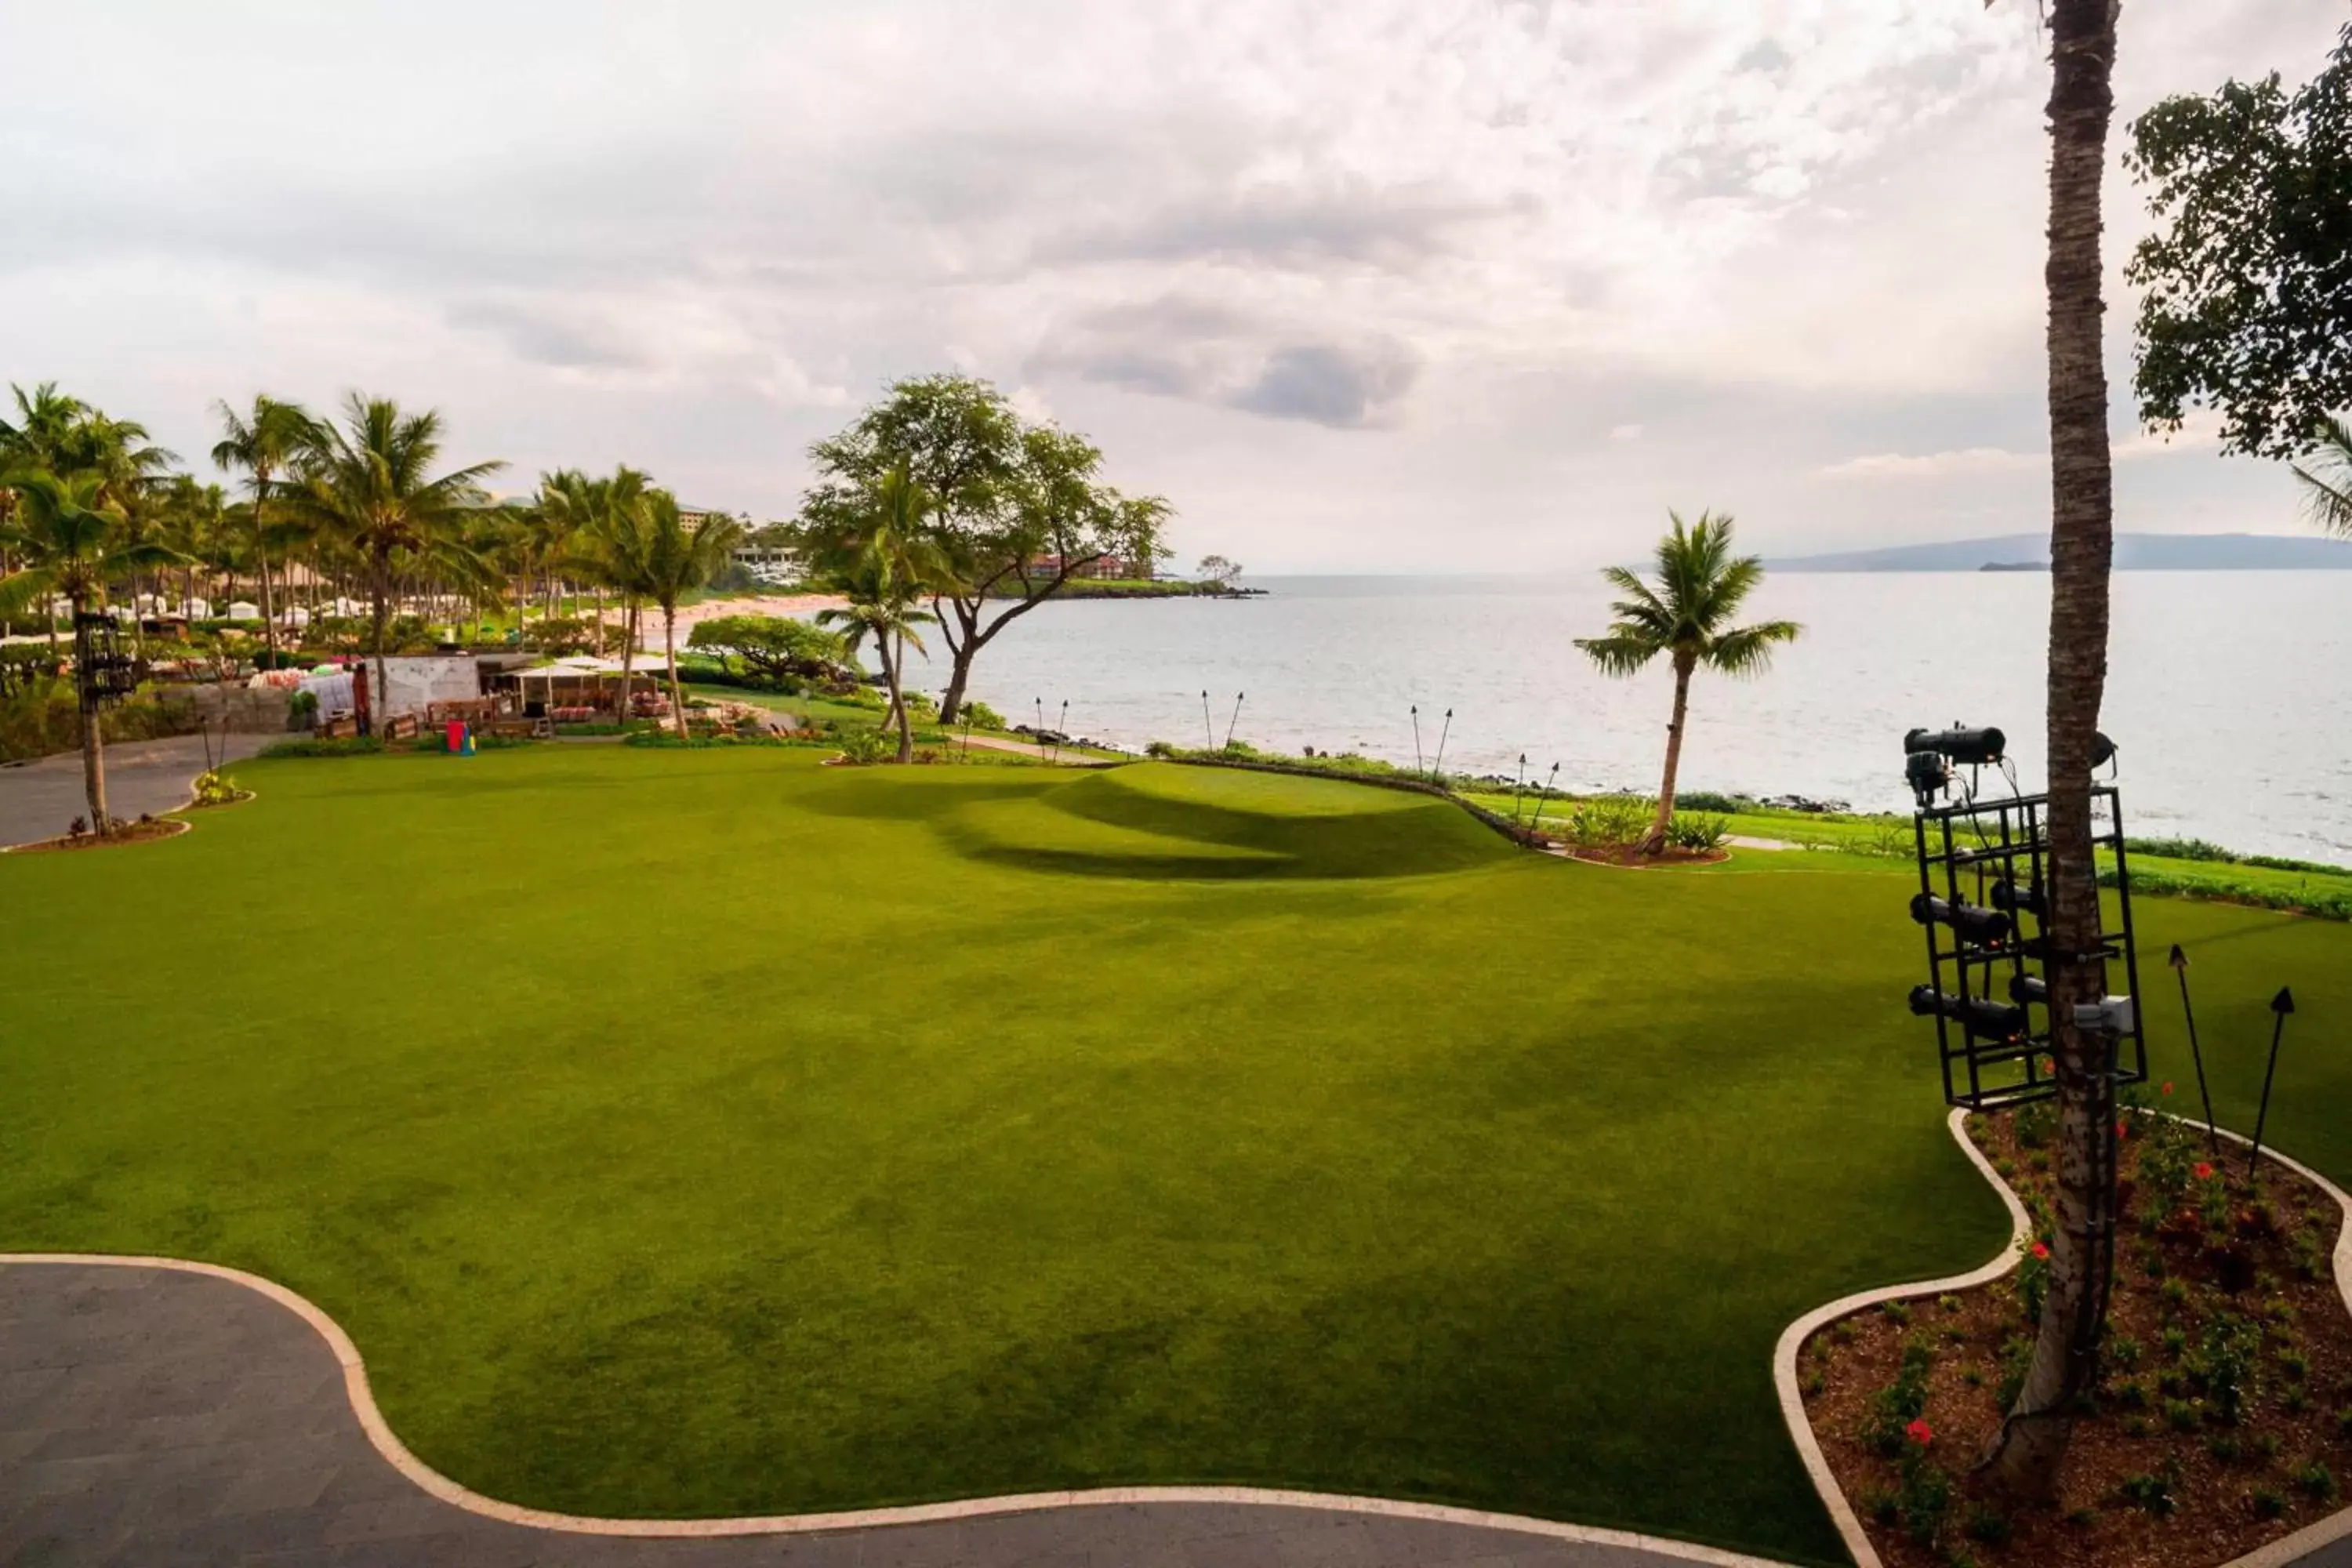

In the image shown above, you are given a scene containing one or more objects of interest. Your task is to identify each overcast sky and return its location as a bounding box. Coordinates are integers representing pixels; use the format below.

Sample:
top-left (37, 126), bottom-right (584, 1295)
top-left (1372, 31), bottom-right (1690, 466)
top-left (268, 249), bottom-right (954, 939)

top-left (4, 2), bottom-right (2343, 571)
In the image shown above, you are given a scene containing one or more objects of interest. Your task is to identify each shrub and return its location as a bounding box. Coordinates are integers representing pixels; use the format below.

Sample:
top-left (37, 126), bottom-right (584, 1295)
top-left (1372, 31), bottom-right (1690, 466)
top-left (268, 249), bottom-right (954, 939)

top-left (2249, 1486), bottom-right (2288, 1519)
top-left (1667, 812), bottom-right (1729, 851)
top-left (2296, 1461), bottom-right (2339, 1504)
top-left (1864, 1338), bottom-right (1936, 1456)
top-left (958, 699), bottom-right (1007, 731)
top-left (1569, 796), bottom-right (1650, 848)
top-left (2118, 1468), bottom-right (2177, 1515)
top-left (2198, 1313), bottom-right (2263, 1424)
top-left (2209, 1432), bottom-right (2241, 1463)
top-left (2109, 1334), bottom-right (2143, 1370)
top-left (834, 728), bottom-right (893, 764)
top-left (189, 769), bottom-right (238, 806)
top-left (1670, 790), bottom-right (1748, 812)
top-left (1963, 1504), bottom-right (2011, 1544)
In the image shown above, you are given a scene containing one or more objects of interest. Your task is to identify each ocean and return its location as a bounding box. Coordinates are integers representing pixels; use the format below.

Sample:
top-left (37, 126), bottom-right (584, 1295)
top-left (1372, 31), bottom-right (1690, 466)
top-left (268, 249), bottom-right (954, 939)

top-left (909, 572), bottom-right (2352, 866)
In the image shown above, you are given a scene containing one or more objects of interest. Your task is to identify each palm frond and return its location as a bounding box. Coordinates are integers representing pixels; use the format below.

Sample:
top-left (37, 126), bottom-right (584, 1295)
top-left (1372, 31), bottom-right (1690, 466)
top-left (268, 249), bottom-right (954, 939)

top-left (2291, 416), bottom-right (2352, 539)
top-left (1573, 633), bottom-right (1662, 677)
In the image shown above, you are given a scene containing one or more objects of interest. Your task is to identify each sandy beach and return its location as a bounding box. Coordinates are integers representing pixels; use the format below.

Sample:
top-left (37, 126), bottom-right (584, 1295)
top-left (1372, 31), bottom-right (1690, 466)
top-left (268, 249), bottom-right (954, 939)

top-left (612, 593), bottom-right (844, 652)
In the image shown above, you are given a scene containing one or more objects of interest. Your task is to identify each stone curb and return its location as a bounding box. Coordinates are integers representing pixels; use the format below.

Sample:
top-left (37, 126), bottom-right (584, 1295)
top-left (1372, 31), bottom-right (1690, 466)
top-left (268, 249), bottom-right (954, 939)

top-left (0, 1250), bottom-right (1787, 1566)
top-left (1773, 1109), bottom-right (2352, 1568)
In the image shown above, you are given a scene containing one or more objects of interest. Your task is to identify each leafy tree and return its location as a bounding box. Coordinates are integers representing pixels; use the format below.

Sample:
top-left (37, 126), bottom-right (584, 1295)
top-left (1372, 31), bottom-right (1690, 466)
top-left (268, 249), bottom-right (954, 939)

top-left (1987, 0), bottom-right (2125, 1500)
top-left (2125, 23), bottom-right (2352, 460)
top-left (796, 375), bottom-right (1170, 722)
top-left (272, 395), bottom-right (504, 719)
top-left (814, 469), bottom-right (942, 763)
top-left (0, 470), bottom-right (186, 834)
top-left (211, 395), bottom-right (315, 662)
top-left (685, 614), bottom-right (845, 684)
top-left (1573, 512), bottom-right (1799, 856)
top-left (1196, 554), bottom-right (1243, 585)
top-left (628, 490), bottom-right (743, 736)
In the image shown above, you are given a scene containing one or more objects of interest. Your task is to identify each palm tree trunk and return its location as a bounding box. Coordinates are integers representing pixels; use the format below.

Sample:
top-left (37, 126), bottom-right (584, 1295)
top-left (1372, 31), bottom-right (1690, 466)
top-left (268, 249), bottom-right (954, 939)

top-left (891, 628), bottom-right (913, 763)
top-left (369, 550), bottom-right (393, 735)
top-left (255, 481), bottom-right (279, 664)
top-left (71, 596), bottom-right (111, 837)
top-left (1639, 653), bottom-right (1695, 855)
top-left (619, 600), bottom-right (638, 723)
top-left (663, 602), bottom-right (688, 738)
top-left (1985, 0), bottom-right (2120, 1502)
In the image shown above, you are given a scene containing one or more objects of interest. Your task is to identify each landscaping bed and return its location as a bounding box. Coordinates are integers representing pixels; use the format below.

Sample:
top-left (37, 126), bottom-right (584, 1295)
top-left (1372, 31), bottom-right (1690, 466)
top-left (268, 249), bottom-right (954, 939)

top-left (1561, 843), bottom-right (1731, 867)
top-left (1803, 1102), bottom-right (2352, 1568)
top-left (6, 816), bottom-right (189, 853)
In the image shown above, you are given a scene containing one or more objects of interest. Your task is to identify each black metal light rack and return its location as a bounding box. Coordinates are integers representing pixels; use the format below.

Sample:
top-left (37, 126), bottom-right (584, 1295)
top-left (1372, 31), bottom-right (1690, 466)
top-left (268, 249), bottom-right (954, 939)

top-left (1911, 785), bottom-right (2149, 1112)
top-left (72, 612), bottom-right (143, 702)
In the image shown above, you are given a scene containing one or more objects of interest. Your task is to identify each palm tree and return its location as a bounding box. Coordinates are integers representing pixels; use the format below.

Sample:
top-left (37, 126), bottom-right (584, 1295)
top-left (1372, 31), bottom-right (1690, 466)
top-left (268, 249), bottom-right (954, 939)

top-left (628, 489), bottom-right (743, 738)
top-left (2290, 416), bottom-right (2352, 538)
top-left (272, 395), bottom-right (503, 721)
top-left (0, 470), bottom-right (187, 835)
top-left (1987, 0), bottom-right (2125, 1501)
top-left (558, 466), bottom-right (655, 711)
top-left (212, 396), bottom-right (315, 663)
top-left (1573, 511), bottom-right (1800, 855)
top-left (814, 468), bottom-right (944, 764)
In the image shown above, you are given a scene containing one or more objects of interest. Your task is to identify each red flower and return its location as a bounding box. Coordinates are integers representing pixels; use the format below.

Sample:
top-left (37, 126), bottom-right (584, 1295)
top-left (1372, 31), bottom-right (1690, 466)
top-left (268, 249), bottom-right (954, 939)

top-left (2117, 1120), bottom-right (2129, 1139)
top-left (2031, 1241), bottom-right (2051, 1261)
top-left (2194, 1162), bottom-right (2216, 1181)
top-left (2161, 1081), bottom-right (2175, 1097)
top-left (1906, 1418), bottom-right (1933, 1447)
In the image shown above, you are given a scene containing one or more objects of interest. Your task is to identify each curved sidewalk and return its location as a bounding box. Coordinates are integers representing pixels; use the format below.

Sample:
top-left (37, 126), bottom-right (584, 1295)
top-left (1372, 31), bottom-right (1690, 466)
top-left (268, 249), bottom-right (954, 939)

top-left (0, 1259), bottom-right (1768, 1568)
top-left (0, 732), bottom-right (278, 848)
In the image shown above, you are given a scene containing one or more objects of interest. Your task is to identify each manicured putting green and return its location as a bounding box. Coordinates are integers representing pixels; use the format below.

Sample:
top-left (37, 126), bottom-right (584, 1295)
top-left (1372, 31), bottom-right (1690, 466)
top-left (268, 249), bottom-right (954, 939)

top-left (1, 750), bottom-right (2343, 1565)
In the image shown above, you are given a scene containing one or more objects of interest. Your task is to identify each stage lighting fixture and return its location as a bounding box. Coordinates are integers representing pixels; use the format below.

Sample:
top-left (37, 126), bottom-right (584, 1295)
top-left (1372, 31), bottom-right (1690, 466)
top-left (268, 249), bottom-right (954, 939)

top-left (1990, 879), bottom-right (2045, 916)
top-left (1904, 726), bottom-right (2007, 766)
top-left (1905, 750), bottom-right (1949, 804)
top-left (1909, 891), bottom-right (2012, 946)
top-left (2009, 974), bottom-right (2049, 1006)
top-left (1907, 985), bottom-right (2028, 1039)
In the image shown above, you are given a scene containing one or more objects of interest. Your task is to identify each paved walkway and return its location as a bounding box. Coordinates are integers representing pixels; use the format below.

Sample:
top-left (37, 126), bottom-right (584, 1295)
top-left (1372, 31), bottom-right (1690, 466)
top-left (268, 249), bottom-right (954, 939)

top-left (0, 1261), bottom-right (1762, 1568)
top-left (0, 733), bottom-right (278, 848)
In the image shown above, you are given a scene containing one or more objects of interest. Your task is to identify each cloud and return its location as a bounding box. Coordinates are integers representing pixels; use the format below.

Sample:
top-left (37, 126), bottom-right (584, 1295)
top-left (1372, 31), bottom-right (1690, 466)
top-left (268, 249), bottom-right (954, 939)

top-left (1035, 296), bottom-right (1419, 428)
top-left (445, 298), bottom-right (651, 372)
top-left (1820, 446), bottom-right (2044, 478)
top-left (0, 0), bottom-right (2339, 562)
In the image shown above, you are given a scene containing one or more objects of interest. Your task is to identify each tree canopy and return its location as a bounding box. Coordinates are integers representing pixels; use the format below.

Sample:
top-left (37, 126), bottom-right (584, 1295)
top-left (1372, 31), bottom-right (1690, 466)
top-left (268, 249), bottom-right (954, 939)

top-left (685, 613), bottom-right (847, 683)
top-left (793, 375), bottom-right (1171, 720)
top-left (2125, 23), bottom-right (2352, 459)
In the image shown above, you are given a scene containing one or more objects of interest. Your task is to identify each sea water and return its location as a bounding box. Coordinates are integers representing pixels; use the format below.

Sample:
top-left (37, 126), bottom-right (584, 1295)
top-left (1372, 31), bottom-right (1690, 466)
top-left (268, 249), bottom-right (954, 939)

top-left (921, 572), bottom-right (2352, 866)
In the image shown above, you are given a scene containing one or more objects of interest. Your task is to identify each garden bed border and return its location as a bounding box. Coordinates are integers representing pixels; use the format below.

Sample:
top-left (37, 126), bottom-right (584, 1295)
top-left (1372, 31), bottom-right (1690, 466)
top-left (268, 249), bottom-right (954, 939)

top-left (1775, 1110), bottom-right (2352, 1568)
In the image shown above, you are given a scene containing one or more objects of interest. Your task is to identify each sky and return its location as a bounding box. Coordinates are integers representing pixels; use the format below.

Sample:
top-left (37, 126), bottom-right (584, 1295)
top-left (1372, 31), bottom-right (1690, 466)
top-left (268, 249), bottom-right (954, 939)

top-left (3, 1), bottom-right (2344, 572)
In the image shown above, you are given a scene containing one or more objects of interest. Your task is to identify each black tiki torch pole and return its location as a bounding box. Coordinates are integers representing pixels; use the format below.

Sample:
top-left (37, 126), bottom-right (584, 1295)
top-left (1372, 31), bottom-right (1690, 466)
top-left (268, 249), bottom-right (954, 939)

top-left (2246, 987), bottom-right (2296, 1179)
top-left (2167, 945), bottom-right (2220, 1156)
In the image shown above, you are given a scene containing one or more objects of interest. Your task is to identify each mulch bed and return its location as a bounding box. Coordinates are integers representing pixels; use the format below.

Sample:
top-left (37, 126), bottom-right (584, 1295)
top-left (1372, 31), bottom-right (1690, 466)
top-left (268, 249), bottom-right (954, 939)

top-left (1803, 1104), bottom-right (2352, 1568)
top-left (1558, 843), bottom-right (1730, 867)
top-left (7, 817), bottom-right (191, 853)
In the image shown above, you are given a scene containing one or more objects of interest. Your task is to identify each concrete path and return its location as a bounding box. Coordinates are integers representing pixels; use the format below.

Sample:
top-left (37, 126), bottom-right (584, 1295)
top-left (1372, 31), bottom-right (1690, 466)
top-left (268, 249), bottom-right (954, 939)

top-left (0, 1261), bottom-right (1764, 1568)
top-left (0, 733), bottom-right (277, 848)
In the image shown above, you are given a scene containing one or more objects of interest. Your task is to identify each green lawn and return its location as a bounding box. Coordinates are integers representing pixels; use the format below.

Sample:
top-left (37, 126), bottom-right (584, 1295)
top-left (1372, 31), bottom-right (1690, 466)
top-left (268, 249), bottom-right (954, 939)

top-left (2, 750), bottom-right (2345, 1563)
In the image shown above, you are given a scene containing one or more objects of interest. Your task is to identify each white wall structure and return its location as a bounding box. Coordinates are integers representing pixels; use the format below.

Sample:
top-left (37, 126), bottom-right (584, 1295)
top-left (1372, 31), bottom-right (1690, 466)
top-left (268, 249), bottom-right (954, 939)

top-left (372, 655), bottom-right (485, 719)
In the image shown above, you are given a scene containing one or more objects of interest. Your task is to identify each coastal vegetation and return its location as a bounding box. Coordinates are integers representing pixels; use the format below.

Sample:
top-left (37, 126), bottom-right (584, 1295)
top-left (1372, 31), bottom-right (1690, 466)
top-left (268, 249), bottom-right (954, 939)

top-left (791, 374), bottom-right (1171, 723)
top-left (1573, 511), bottom-right (1801, 857)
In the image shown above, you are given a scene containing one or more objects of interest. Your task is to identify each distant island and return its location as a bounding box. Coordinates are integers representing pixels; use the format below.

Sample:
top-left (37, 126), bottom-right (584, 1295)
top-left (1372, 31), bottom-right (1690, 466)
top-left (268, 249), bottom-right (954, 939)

top-left (1769, 532), bottom-right (2352, 572)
